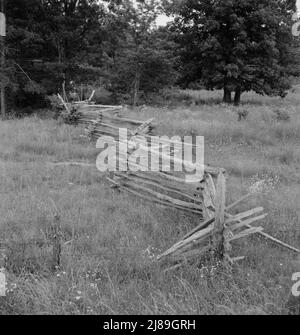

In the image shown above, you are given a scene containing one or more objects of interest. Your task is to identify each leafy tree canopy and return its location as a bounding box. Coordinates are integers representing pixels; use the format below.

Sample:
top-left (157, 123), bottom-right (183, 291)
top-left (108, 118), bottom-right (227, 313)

top-left (165, 0), bottom-right (300, 104)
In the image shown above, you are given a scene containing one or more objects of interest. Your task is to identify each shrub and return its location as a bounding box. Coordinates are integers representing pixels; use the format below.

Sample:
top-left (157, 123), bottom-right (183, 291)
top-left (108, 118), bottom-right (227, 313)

top-left (273, 109), bottom-right (291, 122)
top-left (237, 109), bottom-right (249, 121)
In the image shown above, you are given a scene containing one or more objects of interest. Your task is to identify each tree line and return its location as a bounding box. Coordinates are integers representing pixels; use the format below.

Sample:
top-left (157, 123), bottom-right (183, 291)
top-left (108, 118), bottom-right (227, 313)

top-left (1, 0), bottom-right (299, 113)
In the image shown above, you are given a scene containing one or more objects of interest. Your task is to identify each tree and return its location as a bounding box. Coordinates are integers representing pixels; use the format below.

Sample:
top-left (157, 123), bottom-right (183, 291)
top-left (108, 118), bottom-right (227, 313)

top-left (3, 0), bottom-right (44, 109)
top-left (167, 0), bottom-right (299, 104)
top-left (38, 0), bottom-right (105, 89)
top-left (5, 0), bottom-right (105, 110)
top-left (4, 0), bottom-right (177, 110)
top-left (102, 0), bottom-right (177, 105)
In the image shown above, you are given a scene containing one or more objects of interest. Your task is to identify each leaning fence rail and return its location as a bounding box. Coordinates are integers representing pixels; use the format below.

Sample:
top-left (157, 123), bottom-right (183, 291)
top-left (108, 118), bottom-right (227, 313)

top-left (58, 96), bottom-right (300, 266)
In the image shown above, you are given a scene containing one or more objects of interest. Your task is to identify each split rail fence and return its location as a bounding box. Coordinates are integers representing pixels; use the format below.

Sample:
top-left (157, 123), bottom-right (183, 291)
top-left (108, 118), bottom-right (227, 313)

top-left (58, 95), bottom-right (300, 265)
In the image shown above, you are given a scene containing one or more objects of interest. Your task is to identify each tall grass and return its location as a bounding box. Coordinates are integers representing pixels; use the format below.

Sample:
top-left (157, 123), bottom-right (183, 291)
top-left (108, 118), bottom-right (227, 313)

top-left (0, 90), bottom-right (299, 314)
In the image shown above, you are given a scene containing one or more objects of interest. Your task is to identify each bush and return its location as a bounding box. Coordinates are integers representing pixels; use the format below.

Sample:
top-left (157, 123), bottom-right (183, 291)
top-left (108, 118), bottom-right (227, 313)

top-left (273, 109), bottom-right (291, 122)
top-left (93, 87), bottom-right (114, 105)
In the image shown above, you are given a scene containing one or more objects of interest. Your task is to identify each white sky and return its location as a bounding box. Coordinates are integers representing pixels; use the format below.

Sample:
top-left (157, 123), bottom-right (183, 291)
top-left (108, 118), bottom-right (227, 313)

top-left (99, 1), bottom-right (172, 27)
top-left (156, 14), bottom-right (173, 26)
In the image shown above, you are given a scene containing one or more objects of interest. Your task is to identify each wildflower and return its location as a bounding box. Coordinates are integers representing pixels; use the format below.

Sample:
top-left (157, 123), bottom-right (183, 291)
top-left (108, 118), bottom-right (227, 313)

top-left (86, 307), bottom-right (95, 314)
top-left (141, 245), bottom-right (161, 261)
top-left (249, 174), bottom-right (279, 194)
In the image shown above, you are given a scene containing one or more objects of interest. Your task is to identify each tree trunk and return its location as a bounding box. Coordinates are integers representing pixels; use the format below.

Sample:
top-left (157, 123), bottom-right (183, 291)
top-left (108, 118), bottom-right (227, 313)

top-left (133, 66), bottom-right (140, 107)
top-left (234, 87), bottom-right (241, 106)
top-left (223, 87), bottom-right (232, 103)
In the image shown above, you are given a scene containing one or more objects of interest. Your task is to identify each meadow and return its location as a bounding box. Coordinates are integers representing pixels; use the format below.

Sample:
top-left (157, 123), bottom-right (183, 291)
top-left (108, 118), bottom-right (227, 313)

top-left (0, 89), bottom-right (299, 315)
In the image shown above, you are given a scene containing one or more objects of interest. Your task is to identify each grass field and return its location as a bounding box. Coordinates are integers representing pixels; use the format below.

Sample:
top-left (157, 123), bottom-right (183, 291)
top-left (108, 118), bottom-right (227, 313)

top-left (0, 89), bottom-right (299, 315)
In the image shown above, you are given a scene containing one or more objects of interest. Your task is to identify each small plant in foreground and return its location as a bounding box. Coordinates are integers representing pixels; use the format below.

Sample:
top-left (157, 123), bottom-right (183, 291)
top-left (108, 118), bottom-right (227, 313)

top-left (273, 109), bottom-right (291, 122)
top-left (249, 174), bottom-right (280, 194)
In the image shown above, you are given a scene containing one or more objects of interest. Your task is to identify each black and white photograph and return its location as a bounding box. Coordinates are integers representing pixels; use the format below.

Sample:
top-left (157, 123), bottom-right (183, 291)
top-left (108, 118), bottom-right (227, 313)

top-left (0, 0), bottom-right (300, 318)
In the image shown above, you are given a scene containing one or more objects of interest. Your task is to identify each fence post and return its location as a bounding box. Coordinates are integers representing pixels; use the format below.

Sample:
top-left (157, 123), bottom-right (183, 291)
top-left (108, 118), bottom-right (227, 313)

top-left (213, 171), bottom-right (226, 258)
top-left (51, 213), bottom-right (62, 271)
top-left (202, 173), bottom-right (216, 220)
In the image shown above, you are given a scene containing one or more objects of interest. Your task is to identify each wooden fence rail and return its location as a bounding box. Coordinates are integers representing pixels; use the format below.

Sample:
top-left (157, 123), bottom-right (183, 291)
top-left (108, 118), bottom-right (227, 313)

top-left (59, 97), bottom-right (300, 265)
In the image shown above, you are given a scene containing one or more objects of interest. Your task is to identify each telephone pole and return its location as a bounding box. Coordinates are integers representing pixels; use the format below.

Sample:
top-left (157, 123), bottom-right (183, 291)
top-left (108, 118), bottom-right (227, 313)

top-left (0, 0), bottom-right (6, 118)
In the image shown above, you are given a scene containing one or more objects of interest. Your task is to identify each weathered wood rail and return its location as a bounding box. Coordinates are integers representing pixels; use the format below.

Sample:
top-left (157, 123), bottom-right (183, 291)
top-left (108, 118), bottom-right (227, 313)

top-left (59, 97), bottom-right (300, 264)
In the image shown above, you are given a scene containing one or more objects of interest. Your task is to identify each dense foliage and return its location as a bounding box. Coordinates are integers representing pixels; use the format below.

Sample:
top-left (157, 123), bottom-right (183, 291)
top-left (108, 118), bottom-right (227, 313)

top-left (1, 0), bottom-right (299, 112)
top-left (165, 0), bottom-right (300, 104)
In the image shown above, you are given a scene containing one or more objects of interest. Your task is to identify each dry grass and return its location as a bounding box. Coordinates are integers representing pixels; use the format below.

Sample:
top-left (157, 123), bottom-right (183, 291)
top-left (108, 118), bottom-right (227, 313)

top-left (0, 90), bottom-right (299, 315)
